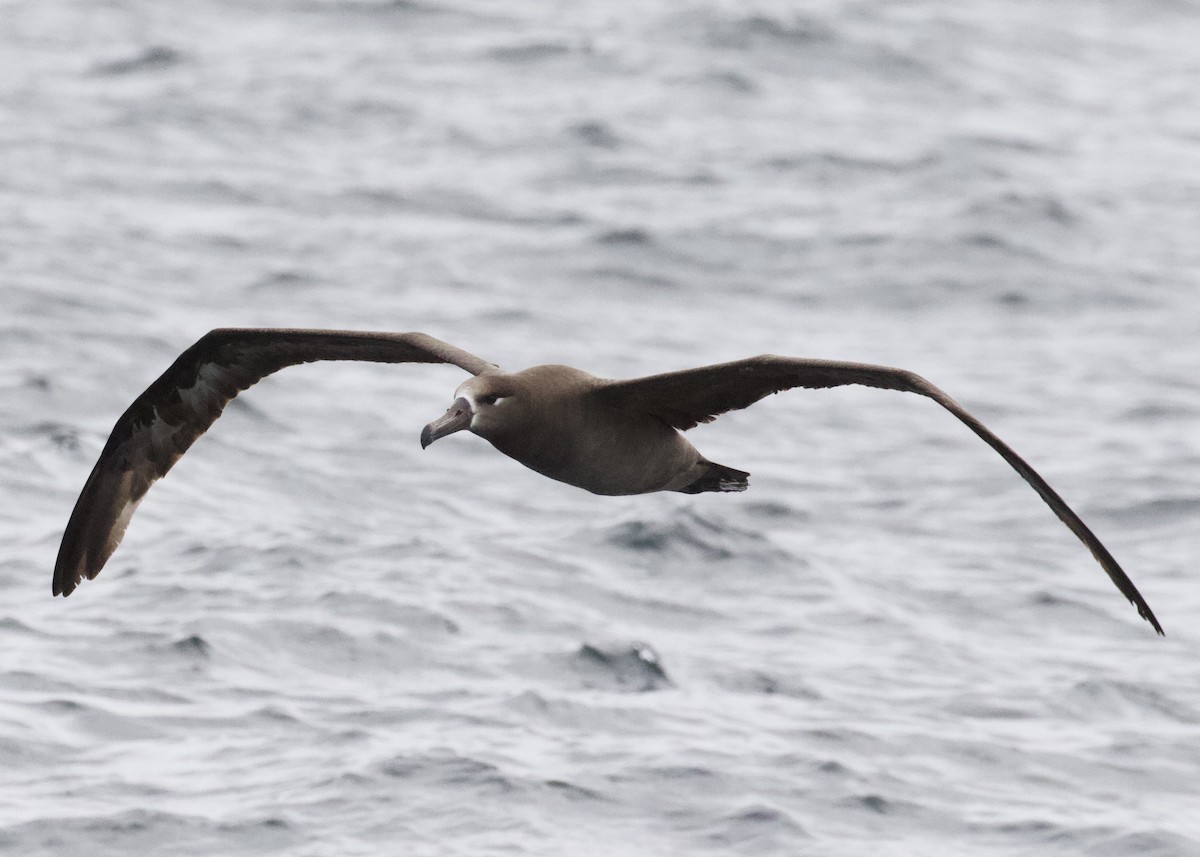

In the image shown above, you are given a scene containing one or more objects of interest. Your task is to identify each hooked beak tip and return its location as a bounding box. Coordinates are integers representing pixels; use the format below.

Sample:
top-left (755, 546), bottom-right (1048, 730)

top-left (421, 397), bottom-right (473, 449)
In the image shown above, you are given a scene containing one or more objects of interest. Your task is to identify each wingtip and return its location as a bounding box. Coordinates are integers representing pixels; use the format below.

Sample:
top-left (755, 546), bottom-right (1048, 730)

top-left (1134, 599), bottom-right (1164, 636)
top-left (51, 568), bottom-right (77, 598)
top-left (52, 538), bottom-right (89, 598)
top-left (52, 534), bottom-right (83, 597)
top-left (52, 554), bottom-right (70, 597)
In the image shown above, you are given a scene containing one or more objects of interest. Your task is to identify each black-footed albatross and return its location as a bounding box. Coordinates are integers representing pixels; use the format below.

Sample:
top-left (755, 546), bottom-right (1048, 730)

top-left (52, 328), bottom-right (1162, 635)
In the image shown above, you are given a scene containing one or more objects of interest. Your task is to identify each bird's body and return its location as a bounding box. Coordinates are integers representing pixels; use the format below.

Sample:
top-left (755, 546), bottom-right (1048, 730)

top-left (52, 328), bottom-right (1163, 636)
top-left (447, 365), bottom-right (736, 496)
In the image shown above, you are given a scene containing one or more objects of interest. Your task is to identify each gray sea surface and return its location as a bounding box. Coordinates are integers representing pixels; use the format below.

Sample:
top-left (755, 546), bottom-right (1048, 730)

top-left (3, 0), bottom-right (1200, 854)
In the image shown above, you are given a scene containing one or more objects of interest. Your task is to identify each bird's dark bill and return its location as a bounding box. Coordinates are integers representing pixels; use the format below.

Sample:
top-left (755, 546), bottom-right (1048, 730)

top-left (420, 397), bottom-right (473, 448)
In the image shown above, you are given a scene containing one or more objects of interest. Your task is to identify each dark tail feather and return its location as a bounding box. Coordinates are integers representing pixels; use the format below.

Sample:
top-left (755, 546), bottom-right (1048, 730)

top-left (678, 461), bottom-right (749, 494)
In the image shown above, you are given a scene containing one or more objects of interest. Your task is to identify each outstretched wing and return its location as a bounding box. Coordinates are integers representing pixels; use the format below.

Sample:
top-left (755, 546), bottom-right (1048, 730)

top-left (592, 355), bottom-right (1163, 635)
top-left (54, 328), bottom-right (496, 597)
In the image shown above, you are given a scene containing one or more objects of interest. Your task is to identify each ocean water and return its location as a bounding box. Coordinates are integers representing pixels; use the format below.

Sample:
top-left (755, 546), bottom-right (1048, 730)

top-left (3, 0), bottom-right (1200, 854)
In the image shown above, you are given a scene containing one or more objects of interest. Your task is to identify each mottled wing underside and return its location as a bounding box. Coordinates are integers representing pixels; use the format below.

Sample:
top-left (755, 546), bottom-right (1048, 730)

top-left (53, 328), bottom-right (495, 596)
top-left (594, 356), bottom-right (1163, 635)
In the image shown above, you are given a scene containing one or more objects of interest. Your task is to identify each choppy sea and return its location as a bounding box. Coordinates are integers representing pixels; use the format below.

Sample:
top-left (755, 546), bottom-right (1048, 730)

top-left (3, 1), bottom-right (1200, 854)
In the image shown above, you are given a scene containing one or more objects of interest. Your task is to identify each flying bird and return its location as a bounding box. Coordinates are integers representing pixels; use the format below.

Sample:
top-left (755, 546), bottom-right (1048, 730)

top-left (52, 328), bottom-right (1163, 635)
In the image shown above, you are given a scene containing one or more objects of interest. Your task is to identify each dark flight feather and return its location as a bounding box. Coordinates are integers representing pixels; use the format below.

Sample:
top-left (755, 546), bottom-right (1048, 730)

top-left (595, 356), bottom-right (1163, 634)
top-left (53, 329), bottom-right (494, 596)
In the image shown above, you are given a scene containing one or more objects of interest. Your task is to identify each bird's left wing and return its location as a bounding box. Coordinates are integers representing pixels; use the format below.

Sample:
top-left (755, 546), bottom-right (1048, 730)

top-left (592, 355), bottom-right (1163, 635)
top-left (54, 328), bottom-right (496, 597)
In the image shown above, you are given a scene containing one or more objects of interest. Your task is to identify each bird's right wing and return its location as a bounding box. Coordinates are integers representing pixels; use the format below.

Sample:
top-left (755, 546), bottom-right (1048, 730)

top-left (593, 355), bottom-right (1163, 635)
top-left (53, 328), bottom-right (496, 597)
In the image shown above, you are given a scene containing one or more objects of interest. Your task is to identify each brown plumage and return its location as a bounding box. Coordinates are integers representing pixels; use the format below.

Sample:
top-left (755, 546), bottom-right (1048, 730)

top-left (52, 328), bottom-right (1163, 636)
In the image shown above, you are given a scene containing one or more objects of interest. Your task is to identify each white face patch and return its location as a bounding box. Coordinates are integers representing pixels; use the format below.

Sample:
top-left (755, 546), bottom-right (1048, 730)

top-left (452, 383), bottom-right (510, 434)
top-left (453, 382), bottom-right (508, 411)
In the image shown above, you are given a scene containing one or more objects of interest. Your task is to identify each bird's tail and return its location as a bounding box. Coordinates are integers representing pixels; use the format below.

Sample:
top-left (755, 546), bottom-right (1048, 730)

top-left (677, 461), bottom-right (749, 494)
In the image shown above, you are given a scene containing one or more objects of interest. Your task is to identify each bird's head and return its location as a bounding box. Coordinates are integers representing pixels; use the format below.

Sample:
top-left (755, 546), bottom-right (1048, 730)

top-left (420, 374), bottom-right (520, 448)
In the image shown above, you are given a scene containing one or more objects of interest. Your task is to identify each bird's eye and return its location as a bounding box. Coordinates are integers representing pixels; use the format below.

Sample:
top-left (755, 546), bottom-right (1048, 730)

top-left (479, 395), bottom-right (499, 406)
